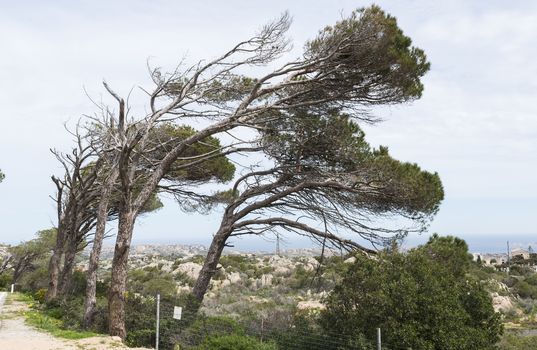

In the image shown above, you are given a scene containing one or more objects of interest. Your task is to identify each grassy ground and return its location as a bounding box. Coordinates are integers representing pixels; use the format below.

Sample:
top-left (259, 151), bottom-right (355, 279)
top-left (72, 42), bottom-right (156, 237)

top-left (23, 310), bottom-right (99, 340)
top-left (9, 293), bottom-right (99, 340)
top-left (498, 331), bottom-right (537, 350)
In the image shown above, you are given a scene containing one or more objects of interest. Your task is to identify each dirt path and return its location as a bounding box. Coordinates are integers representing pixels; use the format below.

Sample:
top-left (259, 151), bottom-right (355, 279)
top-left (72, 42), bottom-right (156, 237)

top-left (0, 292), bottom-right (149, 350)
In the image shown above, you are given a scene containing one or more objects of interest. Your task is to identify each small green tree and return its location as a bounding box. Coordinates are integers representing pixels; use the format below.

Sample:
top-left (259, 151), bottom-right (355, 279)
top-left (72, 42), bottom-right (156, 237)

top-left (9, 229), bottom-right (56, 289)
top-left (0, 169), bottom-right (4, 183)
top-left (320, 235), bottom-right (503, 350)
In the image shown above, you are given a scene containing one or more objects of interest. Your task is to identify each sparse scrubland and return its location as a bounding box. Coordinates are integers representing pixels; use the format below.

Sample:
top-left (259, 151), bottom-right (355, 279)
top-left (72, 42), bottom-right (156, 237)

top-left (4, 234), bottom-right (537, 349)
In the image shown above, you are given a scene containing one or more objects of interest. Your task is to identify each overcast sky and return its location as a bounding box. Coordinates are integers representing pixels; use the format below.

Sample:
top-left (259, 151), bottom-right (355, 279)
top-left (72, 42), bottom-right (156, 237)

top-left (0, 0), bottom-right (536, 252)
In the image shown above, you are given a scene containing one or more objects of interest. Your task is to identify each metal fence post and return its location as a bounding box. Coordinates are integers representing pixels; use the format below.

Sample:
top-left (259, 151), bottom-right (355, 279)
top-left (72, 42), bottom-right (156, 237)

top-left (156, 293), bottom-right (160, 350)
top-left (377, 328), bottom-right (381, 350)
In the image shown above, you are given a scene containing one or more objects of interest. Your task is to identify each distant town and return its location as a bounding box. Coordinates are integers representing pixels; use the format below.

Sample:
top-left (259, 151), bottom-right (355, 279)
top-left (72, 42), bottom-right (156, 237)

top-left (473, 246), bottom-right (537, 269)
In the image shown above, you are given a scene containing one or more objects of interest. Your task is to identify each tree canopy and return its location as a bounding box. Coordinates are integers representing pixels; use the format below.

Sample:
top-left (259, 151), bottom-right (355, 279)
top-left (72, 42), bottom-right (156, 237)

top-left (192, 112), bottom-right (443, 300)
top-left (9, 229), bottom-right (56, 287)
top-left (320, 235), bottom-right (503, 350)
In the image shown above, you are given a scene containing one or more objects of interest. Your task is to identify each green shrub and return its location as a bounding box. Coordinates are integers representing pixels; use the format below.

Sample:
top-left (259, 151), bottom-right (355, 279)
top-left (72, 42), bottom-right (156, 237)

top-left (193, 334), bottom-right (277, 350)
top-left (18, 266), bottom-right (49, 292)
top-left (187, 255), bottom-right (205, 265)
top-left (525, 273), bottom-right (537, 286)
top-left (45, 307), bottom-right (65, 320)
top-left (502, 276), bottom-right (519, 288)
top-left (126, 329), bottom-right (155, 348)
top-left (55, 297), bottom-right (86, 330)
top-left (321, 235), bottom-right (503, 350)
top-left (188, 316), bottom-right (245, 338)
top-left (510, 265), bottom-right (533, 277)
top-left (128, 267), bottom-right (177, 298)
top-left (0, 271), bottom-right (12, 290)
top-left (68, 270), bottom-right (88, 297)
top-left (499, 331), bottom-right (537, 349)
top-left (515, 281), bottom-right (537, 299)
top-left (124, 292), bottom-right (201, 349)
top-left (33, 288), bottom-right (48, 303)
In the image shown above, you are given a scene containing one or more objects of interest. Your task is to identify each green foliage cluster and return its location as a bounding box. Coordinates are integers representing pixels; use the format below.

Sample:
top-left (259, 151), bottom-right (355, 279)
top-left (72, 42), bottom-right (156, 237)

top-left (501, 275), bottom-right (537, 300)
top-left (148, 123), bottom-right (235, 184)
top-left (263, 111), bottom-right (370, 171)
top-left (128, 266), bottom-right (179, 298)
top-left (193, 334), bottom-right (277, 350)
top-left (0, 271), bottom-right (12, 290)
top-left (219, 255), bottom-right (274, 279)
top-left (263, 110), bottom-right (443, 223)
top-left (305, 5), bottom-right (430, 103)
top-left (122, 292), bottom-right (277, 350)
top-left (515, 280), bottom-right (537, 299)
top-left (0, 169), bottom-right (4, 183)
top-left (320, 235), bottom-right (503, 350)
top-left (182, 255), bottom-right (205, 265)
top-left (9, 228), bottom-right (56, 291)
top-left (499, 332), bottom-right (537, 350)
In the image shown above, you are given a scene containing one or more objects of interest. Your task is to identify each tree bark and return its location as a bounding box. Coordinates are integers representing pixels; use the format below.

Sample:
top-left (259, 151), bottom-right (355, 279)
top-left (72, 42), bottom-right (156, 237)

top-left (108, 208), bottom-right (136, 339)
top-left (45, 228), bottom-right (66, 302)
top-left (58, 232), bottom-right (79, 296)
top-left (192, 224), bottom-right (231, 302)
top-left (84, 170), bottom-right (117, 328)
top-left (12, 256), bottom-right (31, 285)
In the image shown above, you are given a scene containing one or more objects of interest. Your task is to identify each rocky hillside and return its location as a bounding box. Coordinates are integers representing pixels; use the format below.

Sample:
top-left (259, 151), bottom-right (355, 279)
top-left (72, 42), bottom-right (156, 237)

top-left (78, 246), bottom-right (352, 318)
top-left (75, 244), bottom-right (537, 326)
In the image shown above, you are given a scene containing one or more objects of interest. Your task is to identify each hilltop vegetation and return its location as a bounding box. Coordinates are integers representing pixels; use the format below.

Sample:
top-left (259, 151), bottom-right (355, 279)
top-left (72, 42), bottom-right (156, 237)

top-left (6, 234), bottom-right (537, 349)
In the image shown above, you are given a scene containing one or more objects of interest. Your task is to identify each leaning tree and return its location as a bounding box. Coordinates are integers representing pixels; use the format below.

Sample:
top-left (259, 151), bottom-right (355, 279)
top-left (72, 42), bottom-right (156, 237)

top-left (191, 111), bottom-right (443, 302)
top-left (88, 6), bottom-right (431, 338)
top-left (46, 126), bottom-right (164, 303)
top-left (81, 111), bottom-right (236, 327)
top-left (10, 229), bottom-right (56, 288)
top-left (46, 132), bottom-right (101, 302)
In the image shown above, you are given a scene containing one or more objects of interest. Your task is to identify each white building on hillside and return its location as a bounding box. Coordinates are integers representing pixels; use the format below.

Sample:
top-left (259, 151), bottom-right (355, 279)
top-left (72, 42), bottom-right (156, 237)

top-left (511, 248), bottom-right (530, 260)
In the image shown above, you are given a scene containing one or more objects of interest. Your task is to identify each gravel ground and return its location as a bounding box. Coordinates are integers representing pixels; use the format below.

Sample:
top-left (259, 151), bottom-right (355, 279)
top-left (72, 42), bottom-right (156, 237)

top-left (0, 292), bottom-right (149, 350)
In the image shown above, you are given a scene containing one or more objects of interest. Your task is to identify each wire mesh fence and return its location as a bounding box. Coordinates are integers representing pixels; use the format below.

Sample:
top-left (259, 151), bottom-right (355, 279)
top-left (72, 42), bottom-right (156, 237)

top-left (135, 293), bottom-right (415, 350)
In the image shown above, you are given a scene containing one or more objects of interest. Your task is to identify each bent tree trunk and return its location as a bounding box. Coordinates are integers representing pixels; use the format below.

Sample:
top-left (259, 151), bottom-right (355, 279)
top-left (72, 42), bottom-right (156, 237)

top-left (108, 209), bottom-right (136, 339)
top-left (46, 228), bottom-right (66, 302)
top-left (58, 233), bottom-right (79, 296)
top-left (84, 170), bottom-right (117, 328)
top-left (192, 225), bottom-right (232, 303)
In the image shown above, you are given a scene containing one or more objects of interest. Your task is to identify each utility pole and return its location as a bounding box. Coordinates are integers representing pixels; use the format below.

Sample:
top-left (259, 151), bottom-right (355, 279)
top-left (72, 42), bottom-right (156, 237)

top-left (156, 293), bottom-right (160, 350)
top-left (276, 233), bottom-right (281, 256)
top-left (507, 241), bottom-right (510, 275)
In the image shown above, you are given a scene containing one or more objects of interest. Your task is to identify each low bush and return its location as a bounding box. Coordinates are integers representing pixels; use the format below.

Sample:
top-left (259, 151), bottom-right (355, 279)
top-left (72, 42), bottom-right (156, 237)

top-left (515, 281), bottom-right (537, 299)
top-left (193, 334), bottom-right (277, 350)
top-left (499, 331), bottom-right (537, 350)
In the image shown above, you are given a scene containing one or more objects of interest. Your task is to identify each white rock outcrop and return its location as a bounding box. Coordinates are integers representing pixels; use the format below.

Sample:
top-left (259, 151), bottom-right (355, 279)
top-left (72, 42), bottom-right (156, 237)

top-left (344, 256), bottom-right (357, 264)
top-left (297, 300), bottom-right (325, 310)
top-left (259, 274), bottom-right (273, 287)
top-left (228, 272), bottom-right (242, 284)
top-left (491, 292), bottom-right (513, 312)
top-left (173, 262), bottom-right (202, 280)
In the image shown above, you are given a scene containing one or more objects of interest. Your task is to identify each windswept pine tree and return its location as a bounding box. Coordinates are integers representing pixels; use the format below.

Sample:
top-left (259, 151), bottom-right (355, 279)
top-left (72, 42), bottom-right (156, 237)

top-left (63, 5), bottom-right (435, 338)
